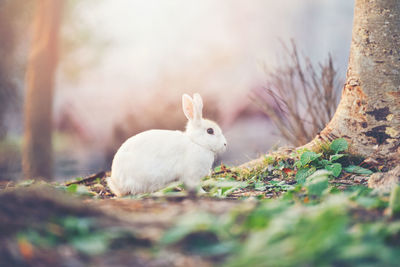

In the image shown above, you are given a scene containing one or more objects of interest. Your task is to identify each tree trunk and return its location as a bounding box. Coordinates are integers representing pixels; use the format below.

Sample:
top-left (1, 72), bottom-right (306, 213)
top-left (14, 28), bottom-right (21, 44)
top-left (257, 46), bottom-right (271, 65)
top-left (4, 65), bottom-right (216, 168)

top-left (23, 0), bottom-right (63, 180)
top-left (309, 0), bottom-right (400, 166)
top-left (243, 0), bottom-right (400, 169)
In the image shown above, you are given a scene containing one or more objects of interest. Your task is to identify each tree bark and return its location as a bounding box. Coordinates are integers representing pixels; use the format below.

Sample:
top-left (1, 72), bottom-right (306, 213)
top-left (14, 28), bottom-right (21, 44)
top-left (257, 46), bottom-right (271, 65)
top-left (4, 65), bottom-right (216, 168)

top-left (23, 0), bottom-right (63, 180)
top-left (309, 0), bottom-right (400, 165)
top-left (243, 0), bottom-right (400, 169)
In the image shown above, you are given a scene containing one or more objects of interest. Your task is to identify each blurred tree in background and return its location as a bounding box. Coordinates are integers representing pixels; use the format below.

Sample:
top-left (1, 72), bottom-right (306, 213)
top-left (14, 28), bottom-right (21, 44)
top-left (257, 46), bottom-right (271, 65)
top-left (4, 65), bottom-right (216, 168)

top-left (0, 0), bottom-right (103, 181)
top-left (23, 0), bottom-right (63, 181)
top-left (0, 0), bottom-right (32, 139)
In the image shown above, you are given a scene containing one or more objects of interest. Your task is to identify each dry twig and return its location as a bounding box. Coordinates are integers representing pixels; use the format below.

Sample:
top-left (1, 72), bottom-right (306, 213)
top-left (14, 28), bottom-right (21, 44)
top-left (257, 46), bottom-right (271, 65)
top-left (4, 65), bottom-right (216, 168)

top-left (252, 41), bottom-right (341, 146)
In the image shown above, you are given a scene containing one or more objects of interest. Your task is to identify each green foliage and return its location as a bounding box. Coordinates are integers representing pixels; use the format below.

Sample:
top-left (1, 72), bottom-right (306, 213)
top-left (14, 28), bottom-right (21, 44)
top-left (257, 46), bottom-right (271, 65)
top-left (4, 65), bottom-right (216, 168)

top-left (157, 139), bottom-right (390, 265)
top-left (203, 178), bottom-right (248, 198)
top-left (16, 216), bottom-right (128, 255)
top-left (344, 165), bottom-right (373, 175)
top-left (160, 212), bottom-right (236, 256)
top-left (389, 185), bottom-right (400, 218)
top-left (193, 139), bottom-right (374, 200)
top-left (293, 139), bottom-right (373, 187)
top-left (299, 151), bottom-right (321, 166)
top-left (304, 170), bottom-right (330, 197)
top-left (330, 138), bottom-right (349, 153)
top-left (240, 202), bottom-right (289, 230)
top-left (330, 153), bottom-right (345, 162)
top-left (162, 188), bottom-right (400, 266)
top-left (157, 181), bottom-right (184, 195)
top-left (160, 212), bottom-right (216, 245)
top-left (64, 184), bottom-right (95, 196)
top-left (326, 163), bottom-right (342, 177)
top-left (266, 180), bottom-right (294, 192)
top-left (296, 167), bottom-right (316, 184)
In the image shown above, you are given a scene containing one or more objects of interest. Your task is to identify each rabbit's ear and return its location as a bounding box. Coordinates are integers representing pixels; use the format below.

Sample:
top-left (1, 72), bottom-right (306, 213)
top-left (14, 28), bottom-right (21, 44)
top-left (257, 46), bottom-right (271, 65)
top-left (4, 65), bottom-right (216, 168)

top-left (193, 93), bottom-right (203, 121)
top-left (182, 94), bottom-right (195, 121)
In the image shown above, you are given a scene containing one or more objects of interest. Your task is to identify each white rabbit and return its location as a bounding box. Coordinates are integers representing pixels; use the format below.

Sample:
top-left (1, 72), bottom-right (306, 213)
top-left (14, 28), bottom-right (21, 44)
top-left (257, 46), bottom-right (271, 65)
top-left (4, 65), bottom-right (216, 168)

top-left (107, 93), bottom-right (227, 196)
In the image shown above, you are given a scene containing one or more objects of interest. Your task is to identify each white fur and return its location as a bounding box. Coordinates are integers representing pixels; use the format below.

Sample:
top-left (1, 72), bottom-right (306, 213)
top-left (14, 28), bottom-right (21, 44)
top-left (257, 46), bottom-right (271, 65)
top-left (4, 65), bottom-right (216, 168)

top-left (108, 93), bottom-right (227, 196)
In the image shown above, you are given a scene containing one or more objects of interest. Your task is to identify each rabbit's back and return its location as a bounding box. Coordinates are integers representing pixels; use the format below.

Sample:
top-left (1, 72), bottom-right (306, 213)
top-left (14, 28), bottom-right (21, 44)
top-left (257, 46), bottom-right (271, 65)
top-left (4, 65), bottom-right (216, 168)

top-left (110, 130), bottom-right (189, 195)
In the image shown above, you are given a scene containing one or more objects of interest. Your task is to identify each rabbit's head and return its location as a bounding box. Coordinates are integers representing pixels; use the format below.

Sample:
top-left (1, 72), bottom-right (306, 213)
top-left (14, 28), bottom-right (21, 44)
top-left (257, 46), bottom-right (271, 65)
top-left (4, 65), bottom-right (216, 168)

top-left (182, 93), bottom-right (227, 154)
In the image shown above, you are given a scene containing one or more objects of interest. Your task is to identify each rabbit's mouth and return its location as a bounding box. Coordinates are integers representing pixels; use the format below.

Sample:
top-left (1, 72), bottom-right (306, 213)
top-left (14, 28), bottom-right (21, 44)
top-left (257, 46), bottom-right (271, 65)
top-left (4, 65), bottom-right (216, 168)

top-left (215, 145), bottom-right (227, 155)
top-left (206, 146), bottom-right (220, 155)
top-left (211, 143), bottom-right (227, 155)
top-left (190, 139), bottom-right (220, 155)
top-left (186, 134), bottom-right (226, 155)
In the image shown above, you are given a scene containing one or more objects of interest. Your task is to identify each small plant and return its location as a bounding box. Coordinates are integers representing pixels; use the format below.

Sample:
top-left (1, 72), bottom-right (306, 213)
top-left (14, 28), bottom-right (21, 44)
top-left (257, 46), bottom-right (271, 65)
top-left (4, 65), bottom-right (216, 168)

top-left (294, 138), bottom-right (372, 184)
top-left (295, 138), bottom-right (347, 182)
top-left (201, 138), bottom-right (374, 199)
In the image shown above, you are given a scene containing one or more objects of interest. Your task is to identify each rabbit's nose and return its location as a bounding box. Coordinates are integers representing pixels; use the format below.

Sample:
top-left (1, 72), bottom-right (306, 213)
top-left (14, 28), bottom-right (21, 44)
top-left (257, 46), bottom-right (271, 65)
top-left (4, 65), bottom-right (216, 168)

top-left (224, 143), bottom-right (227, 147)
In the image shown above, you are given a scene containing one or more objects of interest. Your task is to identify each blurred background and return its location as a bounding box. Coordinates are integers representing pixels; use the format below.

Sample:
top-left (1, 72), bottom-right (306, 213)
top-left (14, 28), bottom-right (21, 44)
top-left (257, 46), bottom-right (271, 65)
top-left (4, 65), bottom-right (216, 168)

top-left (0, 0), bottom-right (354, 181)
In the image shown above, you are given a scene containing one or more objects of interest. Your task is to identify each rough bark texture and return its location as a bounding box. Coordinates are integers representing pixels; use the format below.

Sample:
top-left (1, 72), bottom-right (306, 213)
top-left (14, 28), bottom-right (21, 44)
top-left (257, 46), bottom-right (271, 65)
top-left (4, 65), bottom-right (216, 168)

top-left (309, 0), bottom-right (400, 165)
top-left (23, 0), bottom-right (63, 180)
top-left (368, 166), bottom-right (400, 193)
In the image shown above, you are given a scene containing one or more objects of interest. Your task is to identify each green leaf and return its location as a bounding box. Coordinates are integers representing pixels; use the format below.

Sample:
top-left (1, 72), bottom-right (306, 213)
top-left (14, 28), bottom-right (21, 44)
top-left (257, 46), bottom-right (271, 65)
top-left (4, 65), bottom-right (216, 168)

top-left (306, 177), bottom-right (329, 197)
top-left (66, 184), bottom-right (94, 196)
top-left (305, 170), bottom-right (330, 196)
top-left (161, 213), bottom-right (215, 245)
top-left (355, 196), bottom-right (382, 209)
top-left (71, 233), bottom-right (109, 255)
top-left (294, 160), bottom-right (303, 168)
top-left (300, 151), bottom-right (320, 166)
top-left (213, 165), bottom-right (222, 172)
top-left (343, 165), bottom-right (373, 175)
top-left (159, 181), bottom-right (183, 193)
top-left (76, 185), bottom-right (93, 195)
top-left (330, 138), bottom-right (348, 153)
top-left (62, 217), bottom-right (92, 235)
top-left (254, 181), bottom-right (267, 191)
top-left (295, 167), bottom-right (316, 184)
top-left (320, 159), bottom-right (331, 167)
top-left (203, 177), bottom-right (248, 197)
top-left (389, 185), bottom-right (400, 217)
top-left (326, 163), bottom-right (342, 177)
top-left (330, 154), bottom-right (346, 162)
top-left (264, 156), bottom-right (275, 164)
top-left (66, 184), bottom-right (78, 193)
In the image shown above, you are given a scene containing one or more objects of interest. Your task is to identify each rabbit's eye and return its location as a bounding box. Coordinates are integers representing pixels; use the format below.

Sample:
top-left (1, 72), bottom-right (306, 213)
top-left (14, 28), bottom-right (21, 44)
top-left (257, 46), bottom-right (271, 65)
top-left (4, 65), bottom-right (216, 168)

top-left (207, 128), bottom-right (214, 135)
